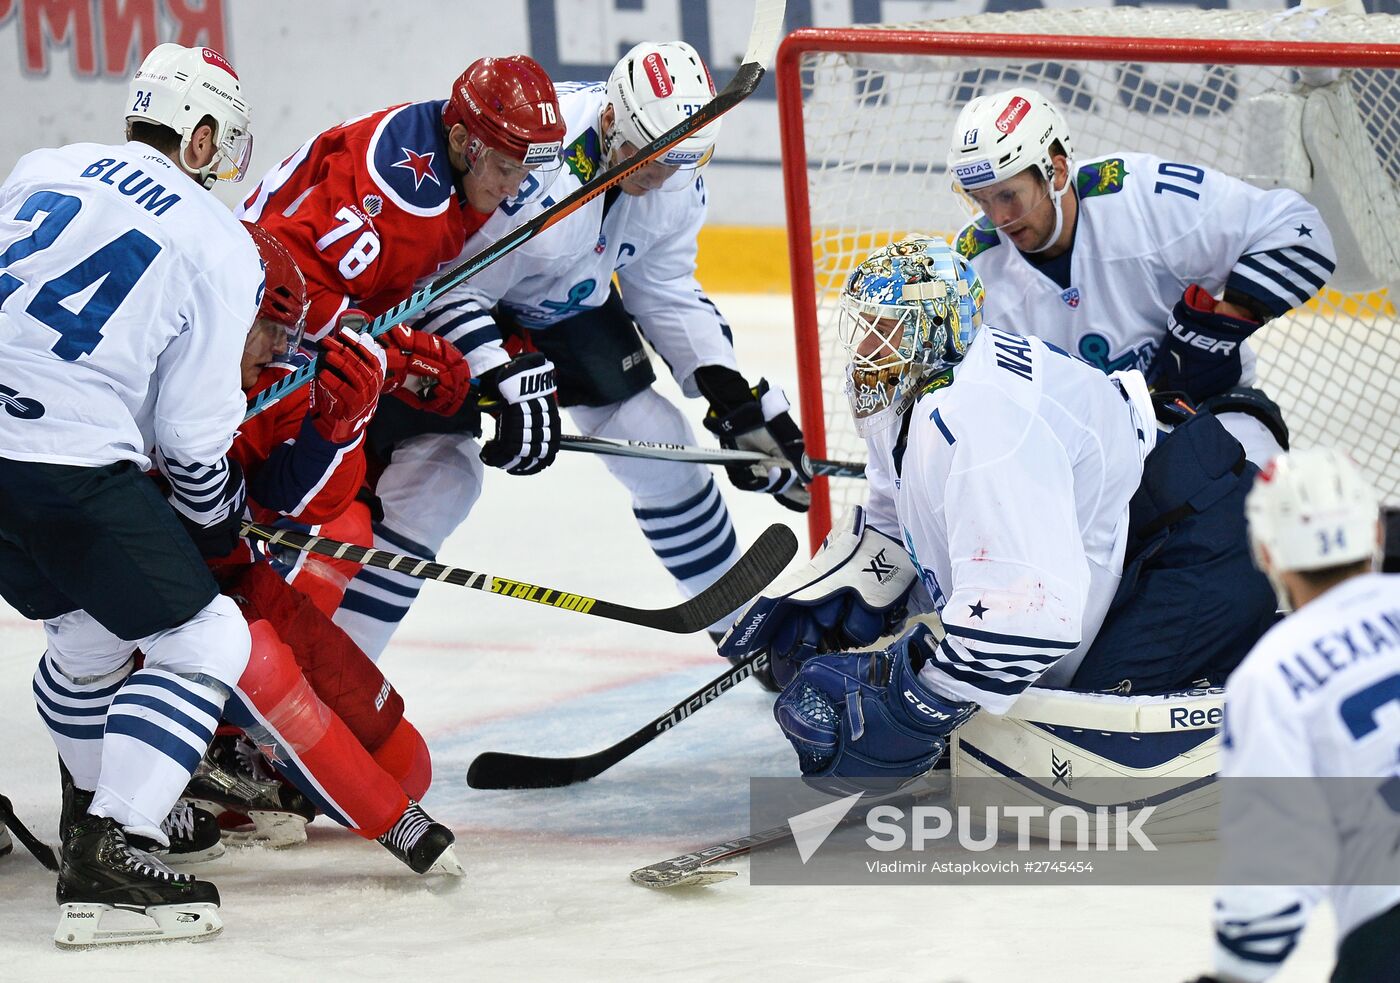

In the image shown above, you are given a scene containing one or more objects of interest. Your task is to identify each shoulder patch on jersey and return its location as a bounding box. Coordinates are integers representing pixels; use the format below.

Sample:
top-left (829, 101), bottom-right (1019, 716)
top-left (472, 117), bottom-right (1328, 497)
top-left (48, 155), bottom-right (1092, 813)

top-left (1075, 157), bottom-right (1129, 199)
top-left (918, 368), bottom-right (956, 398)
top-left (955, 220), bottom-right (999, 260)
top-left (369, 100), bottom-right (453, 216)
top-left (563, 128), bottom-right (602, 184)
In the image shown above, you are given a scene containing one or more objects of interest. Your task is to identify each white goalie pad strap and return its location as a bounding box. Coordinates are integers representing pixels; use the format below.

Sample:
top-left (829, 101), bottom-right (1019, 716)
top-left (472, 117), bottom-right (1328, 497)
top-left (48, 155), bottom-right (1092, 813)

top-left (950, 687), bottom-right (1224, 844)
top-left (761, 505), bottom-right (915, 608)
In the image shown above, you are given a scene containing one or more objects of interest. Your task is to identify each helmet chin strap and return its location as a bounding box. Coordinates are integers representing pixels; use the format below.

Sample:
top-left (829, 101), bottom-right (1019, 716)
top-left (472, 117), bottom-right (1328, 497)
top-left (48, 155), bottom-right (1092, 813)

top-left (1023, 164), bottom-right (1073, 255)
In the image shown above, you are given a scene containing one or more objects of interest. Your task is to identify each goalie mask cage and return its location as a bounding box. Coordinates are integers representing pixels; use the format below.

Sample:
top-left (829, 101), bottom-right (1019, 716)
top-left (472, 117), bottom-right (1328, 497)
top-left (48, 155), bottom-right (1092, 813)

top-left (778, 9), bottom-right (1400, 548)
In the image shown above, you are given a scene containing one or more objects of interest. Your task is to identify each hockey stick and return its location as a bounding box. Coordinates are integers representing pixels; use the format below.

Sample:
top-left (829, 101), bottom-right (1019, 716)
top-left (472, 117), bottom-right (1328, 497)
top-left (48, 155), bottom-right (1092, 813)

top-left (242, 521), bottom-right (797, 635)
top-left (0, 792), bottom-right (58, 871)
top-left (466, 650), bottom-right (771, 790)
top-left (629, 774), bottom-right (950, 888)
top-left (244, 0), bottom-right (789, 423)
top-left (559, 434), bottom-right (866, 479)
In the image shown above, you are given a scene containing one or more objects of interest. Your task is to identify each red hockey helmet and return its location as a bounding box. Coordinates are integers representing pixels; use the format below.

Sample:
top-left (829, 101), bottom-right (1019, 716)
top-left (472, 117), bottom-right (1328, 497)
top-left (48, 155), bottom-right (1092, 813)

top-left (242, 221), bottom-right (308, 351)
top-left (443, 56), bottom-right (565, 172)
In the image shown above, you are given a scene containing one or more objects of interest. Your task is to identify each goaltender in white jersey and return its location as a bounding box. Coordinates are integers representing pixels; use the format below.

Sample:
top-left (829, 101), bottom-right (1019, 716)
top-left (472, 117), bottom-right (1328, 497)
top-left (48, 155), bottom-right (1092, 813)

top-left (1201, 450), bottom-right (1400, 983)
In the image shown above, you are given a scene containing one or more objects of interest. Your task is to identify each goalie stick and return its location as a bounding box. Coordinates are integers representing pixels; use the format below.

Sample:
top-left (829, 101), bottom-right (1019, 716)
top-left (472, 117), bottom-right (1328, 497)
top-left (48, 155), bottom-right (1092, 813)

top-left (559, 434), bottom-right (866, 479)
top-left (244, 0), bottom-right (788, 423)
top-left (466, 650), bottom-right (772, 790)
top-left (629, 774), bottom-right (950, 889)
top-left (243, 522), bottom-right (796, 634)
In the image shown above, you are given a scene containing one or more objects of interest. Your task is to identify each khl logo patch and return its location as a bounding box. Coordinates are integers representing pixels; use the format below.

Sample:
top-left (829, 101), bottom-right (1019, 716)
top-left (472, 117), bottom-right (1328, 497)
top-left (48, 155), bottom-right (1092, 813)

top-left (1060, 286), bottom-right (1080, 309)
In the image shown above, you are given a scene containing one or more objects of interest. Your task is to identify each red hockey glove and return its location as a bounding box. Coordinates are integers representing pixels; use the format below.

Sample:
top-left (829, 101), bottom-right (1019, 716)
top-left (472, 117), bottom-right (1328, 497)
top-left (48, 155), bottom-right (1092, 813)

top-left (310, 311), bottom-right (387, 444)
top-left (378, 324), bottom-right (473, 417)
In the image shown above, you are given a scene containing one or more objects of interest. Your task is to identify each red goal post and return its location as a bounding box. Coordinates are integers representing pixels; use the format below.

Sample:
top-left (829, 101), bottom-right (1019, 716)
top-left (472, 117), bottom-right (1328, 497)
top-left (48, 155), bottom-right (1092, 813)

top-left (778, 12), bottom-right (1400, 549)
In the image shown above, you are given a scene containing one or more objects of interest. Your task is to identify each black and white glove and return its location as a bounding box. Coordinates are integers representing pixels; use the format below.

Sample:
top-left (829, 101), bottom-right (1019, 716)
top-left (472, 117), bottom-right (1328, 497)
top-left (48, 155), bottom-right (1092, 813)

top-left (695, 365), bottom-right (811, 513)
top-left (158, 454), bottom-right (247, 559)
top-left (477, 352), bottom-right (560, 476)
top-left (1146, 285), bottom-right (1257, 402)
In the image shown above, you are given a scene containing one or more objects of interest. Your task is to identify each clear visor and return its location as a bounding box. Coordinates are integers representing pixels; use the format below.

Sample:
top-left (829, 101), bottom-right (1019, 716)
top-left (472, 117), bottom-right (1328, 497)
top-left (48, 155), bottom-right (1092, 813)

top-left (954, 173), bottom-right (1050, 231)
top-left (244, 315), bottom-right (302, 374)
top-left (620, 142), bottom-right (713, 193)
top-left (212, 125), bottom-right (254, 183)
top-left (469, 145), bottom-right (562, 205)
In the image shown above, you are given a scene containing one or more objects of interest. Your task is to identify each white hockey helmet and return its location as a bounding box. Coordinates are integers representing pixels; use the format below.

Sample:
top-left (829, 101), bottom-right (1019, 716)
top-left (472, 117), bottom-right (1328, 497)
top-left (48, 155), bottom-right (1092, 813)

top-left (606, 41), bottom-right (719, 171)
top-left (947, 86), bottom-right (1073, 194)
top-left (127, 43), bottom-right (252, 190)
top-left (1246, 447), bottom-right (1379, 606)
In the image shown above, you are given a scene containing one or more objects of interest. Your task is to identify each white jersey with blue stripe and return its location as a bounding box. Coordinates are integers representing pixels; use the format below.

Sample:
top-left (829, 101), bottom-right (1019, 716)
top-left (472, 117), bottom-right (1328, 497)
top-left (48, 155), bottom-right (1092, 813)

top-left (0, 141), bottom-right (260, 469)
top-left (1213, 572), bottom-right (1400, 982)
top-left (421, 82), bottom-right (739, 396)
top-left (956, 151), bottom-right (1336, 379)
top-left (862, 327), bottom-right (1148, 713)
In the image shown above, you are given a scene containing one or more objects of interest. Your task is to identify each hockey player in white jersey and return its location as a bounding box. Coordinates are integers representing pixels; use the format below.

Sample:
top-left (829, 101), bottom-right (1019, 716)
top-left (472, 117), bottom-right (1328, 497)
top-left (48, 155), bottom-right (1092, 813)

top-left (720, 237), bottom-right (1275, 790)
top-left (335, 42), bottom-right (809, 672)
top-left (947, 87), bottom-right (1336, 465)
top-left (0, 43), bottom-right (260, 946)
top-left (1189, 449), bottom-right (1400, 983)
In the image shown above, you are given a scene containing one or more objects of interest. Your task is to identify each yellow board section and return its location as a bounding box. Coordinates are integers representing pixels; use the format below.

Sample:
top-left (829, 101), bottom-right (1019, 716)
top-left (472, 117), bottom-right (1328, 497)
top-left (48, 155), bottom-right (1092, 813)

top-left (698, 224), bottom-right (1397, 318)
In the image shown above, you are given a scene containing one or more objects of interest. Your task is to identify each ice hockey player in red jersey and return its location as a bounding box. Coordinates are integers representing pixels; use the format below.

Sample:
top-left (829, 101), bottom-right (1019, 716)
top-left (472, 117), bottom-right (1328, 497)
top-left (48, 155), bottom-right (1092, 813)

top-left (188, 223), bottom-right (471, 874)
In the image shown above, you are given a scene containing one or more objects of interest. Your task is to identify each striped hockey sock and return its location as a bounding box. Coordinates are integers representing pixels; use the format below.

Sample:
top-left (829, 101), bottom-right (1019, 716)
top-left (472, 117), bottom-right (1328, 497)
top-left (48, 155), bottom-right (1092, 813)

top-left (633, 477), bottom-right (742, 628)
top-left (32, 651), bottom-right (132, 792)
top-left (333, 524), bottom-right (433, 663)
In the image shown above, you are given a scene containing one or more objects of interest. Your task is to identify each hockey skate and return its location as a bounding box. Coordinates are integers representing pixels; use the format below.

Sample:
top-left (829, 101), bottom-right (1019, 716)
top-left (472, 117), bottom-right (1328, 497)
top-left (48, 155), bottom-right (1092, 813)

top-left (54, 815), bottom-right (221, 949)
top-left (183, 734), bottom-right (316, 848)
top-left (377, 802), bottom-right (463, 876)
top-left (61, 762), bottom-right (223, 865)
top-left (0, 821), bottom-right (11, 859)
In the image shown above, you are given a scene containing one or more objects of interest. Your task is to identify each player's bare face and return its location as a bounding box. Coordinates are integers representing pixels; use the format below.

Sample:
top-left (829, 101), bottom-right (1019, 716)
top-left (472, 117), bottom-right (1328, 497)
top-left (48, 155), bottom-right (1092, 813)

top-left (242, 317), bottom-right (289, 389)
top-left (966, 169), bottom-right (1054, 250)
top-left (617, 141), bottom-right (680, 196)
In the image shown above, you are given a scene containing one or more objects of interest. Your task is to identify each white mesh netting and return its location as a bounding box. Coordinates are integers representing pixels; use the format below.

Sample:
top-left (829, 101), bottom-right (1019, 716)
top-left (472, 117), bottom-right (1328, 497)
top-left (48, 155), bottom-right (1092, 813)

top-left (787, 7), bottom-right (1400, 532)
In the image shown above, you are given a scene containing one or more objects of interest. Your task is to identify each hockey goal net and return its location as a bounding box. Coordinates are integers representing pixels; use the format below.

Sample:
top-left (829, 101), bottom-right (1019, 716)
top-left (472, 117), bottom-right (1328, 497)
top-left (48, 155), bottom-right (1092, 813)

top-left (778, 7), bottom-right (1400, 547)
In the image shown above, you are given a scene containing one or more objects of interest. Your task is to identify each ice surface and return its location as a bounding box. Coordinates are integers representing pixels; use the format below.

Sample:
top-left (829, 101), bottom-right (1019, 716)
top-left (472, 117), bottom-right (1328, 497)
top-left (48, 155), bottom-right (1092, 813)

top-left (0, 295), bottom-right (1334, 980)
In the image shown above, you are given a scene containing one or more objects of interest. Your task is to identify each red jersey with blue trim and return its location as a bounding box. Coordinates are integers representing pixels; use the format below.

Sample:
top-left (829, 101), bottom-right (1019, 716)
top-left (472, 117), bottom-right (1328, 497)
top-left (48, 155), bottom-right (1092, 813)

top-left (238, 100), bottom-right (492, 341)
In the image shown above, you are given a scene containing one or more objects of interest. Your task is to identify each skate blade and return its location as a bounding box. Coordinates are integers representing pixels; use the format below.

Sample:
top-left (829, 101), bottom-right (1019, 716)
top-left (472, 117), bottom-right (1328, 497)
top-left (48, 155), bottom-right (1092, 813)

top-left (54, 902), bottom-right (223, 949)
top-left (219, 811), bottom-right (309, 850)
top-left (426, 844), bottom-right (465, 877)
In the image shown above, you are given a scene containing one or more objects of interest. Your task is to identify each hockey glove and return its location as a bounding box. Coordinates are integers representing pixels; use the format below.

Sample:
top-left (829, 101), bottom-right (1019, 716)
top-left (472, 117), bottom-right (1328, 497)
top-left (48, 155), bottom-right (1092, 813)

top-left (378, 324), bottom-right (473, 417)
top-left (478, 352), bottom-right (560, 476)
top-left (695, 366), bottom-right (812, 513)
top-left (774, 624), bottom-right (978, 797)
top-left (310, 312), bottom-right (387, 444)
top-left (1147, 285), bottom-right (1257, 403)
top-left (163, 456), bottom-right (248, 559)
top-left (719, 506), bottom-right (919, 688)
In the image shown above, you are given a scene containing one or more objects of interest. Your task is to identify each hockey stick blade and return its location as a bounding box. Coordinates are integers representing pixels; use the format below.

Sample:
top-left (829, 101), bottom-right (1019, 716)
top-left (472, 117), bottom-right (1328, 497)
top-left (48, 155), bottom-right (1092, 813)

top-left (466, 650), bottom-right (773, 790)
top-left (243, 522), bottom-right (796, 635)
top-left (629, 773), bottom-right (951, 889)
top-left (244, 0), bottom-right (788, 423)
top-left (559, 434), bottom-right (866, 479)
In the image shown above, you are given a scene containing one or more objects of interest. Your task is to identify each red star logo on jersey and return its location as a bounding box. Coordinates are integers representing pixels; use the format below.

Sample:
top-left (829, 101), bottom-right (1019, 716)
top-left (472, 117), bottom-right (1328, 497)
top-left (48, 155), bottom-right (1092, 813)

top-left (392, 148), bottom-right (440, 190)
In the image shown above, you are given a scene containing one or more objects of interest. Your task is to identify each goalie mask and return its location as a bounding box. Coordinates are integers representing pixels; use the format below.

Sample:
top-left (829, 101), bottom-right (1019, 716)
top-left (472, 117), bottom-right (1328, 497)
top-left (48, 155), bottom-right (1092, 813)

top-left (1245, 447), bottom-right (1380, 611)
top-left (946, 87), bottom-right (1074, 253)
top-left (838, 237), bottom-right (984, 432)
top-left (127, 43), bottom-right (253, 190)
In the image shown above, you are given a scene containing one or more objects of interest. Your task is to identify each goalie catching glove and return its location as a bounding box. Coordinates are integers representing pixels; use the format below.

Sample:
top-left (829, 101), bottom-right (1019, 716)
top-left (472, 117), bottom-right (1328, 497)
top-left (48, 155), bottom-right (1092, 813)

top-left (774, 624), bottom-right (978, 796)
top-left (695, 366), bottom-right (811, 513)
top-left (1147, 285), bottom-right (1258, 402)
top-left (718, 506), bottom-right (919, 688)
top-left (477, 353), bottom-right (560, 476)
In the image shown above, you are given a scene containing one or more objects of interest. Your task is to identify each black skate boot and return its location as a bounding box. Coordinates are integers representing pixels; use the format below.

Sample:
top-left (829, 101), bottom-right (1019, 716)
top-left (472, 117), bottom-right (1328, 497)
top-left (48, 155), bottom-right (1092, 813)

top-left (376, 802), bottom-right (463, 876)
top-left (61, 760), bottom-right (223, 865)
top-left (184, 734), bottom-right (316, 848)
top-left (54, 815), bottom-right (221, 948)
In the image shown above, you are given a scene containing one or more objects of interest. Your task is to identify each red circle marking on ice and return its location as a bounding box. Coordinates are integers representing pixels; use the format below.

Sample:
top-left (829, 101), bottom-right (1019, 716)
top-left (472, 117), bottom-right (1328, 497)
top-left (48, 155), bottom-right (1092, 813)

top-left (995, 96), bottom-right (1030, 134)
top-left (643, 52), bottom-right (672, 97)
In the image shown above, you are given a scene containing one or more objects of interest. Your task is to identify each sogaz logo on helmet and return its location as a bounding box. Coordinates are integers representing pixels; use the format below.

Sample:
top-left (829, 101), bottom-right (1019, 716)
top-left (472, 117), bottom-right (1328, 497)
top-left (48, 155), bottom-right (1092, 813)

top-left (995, 96), bottom-right (1032, 134)
top-left (523, 142), bottom-right (562, 165)
top-left (954, 161), bottom-right (997, 187)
